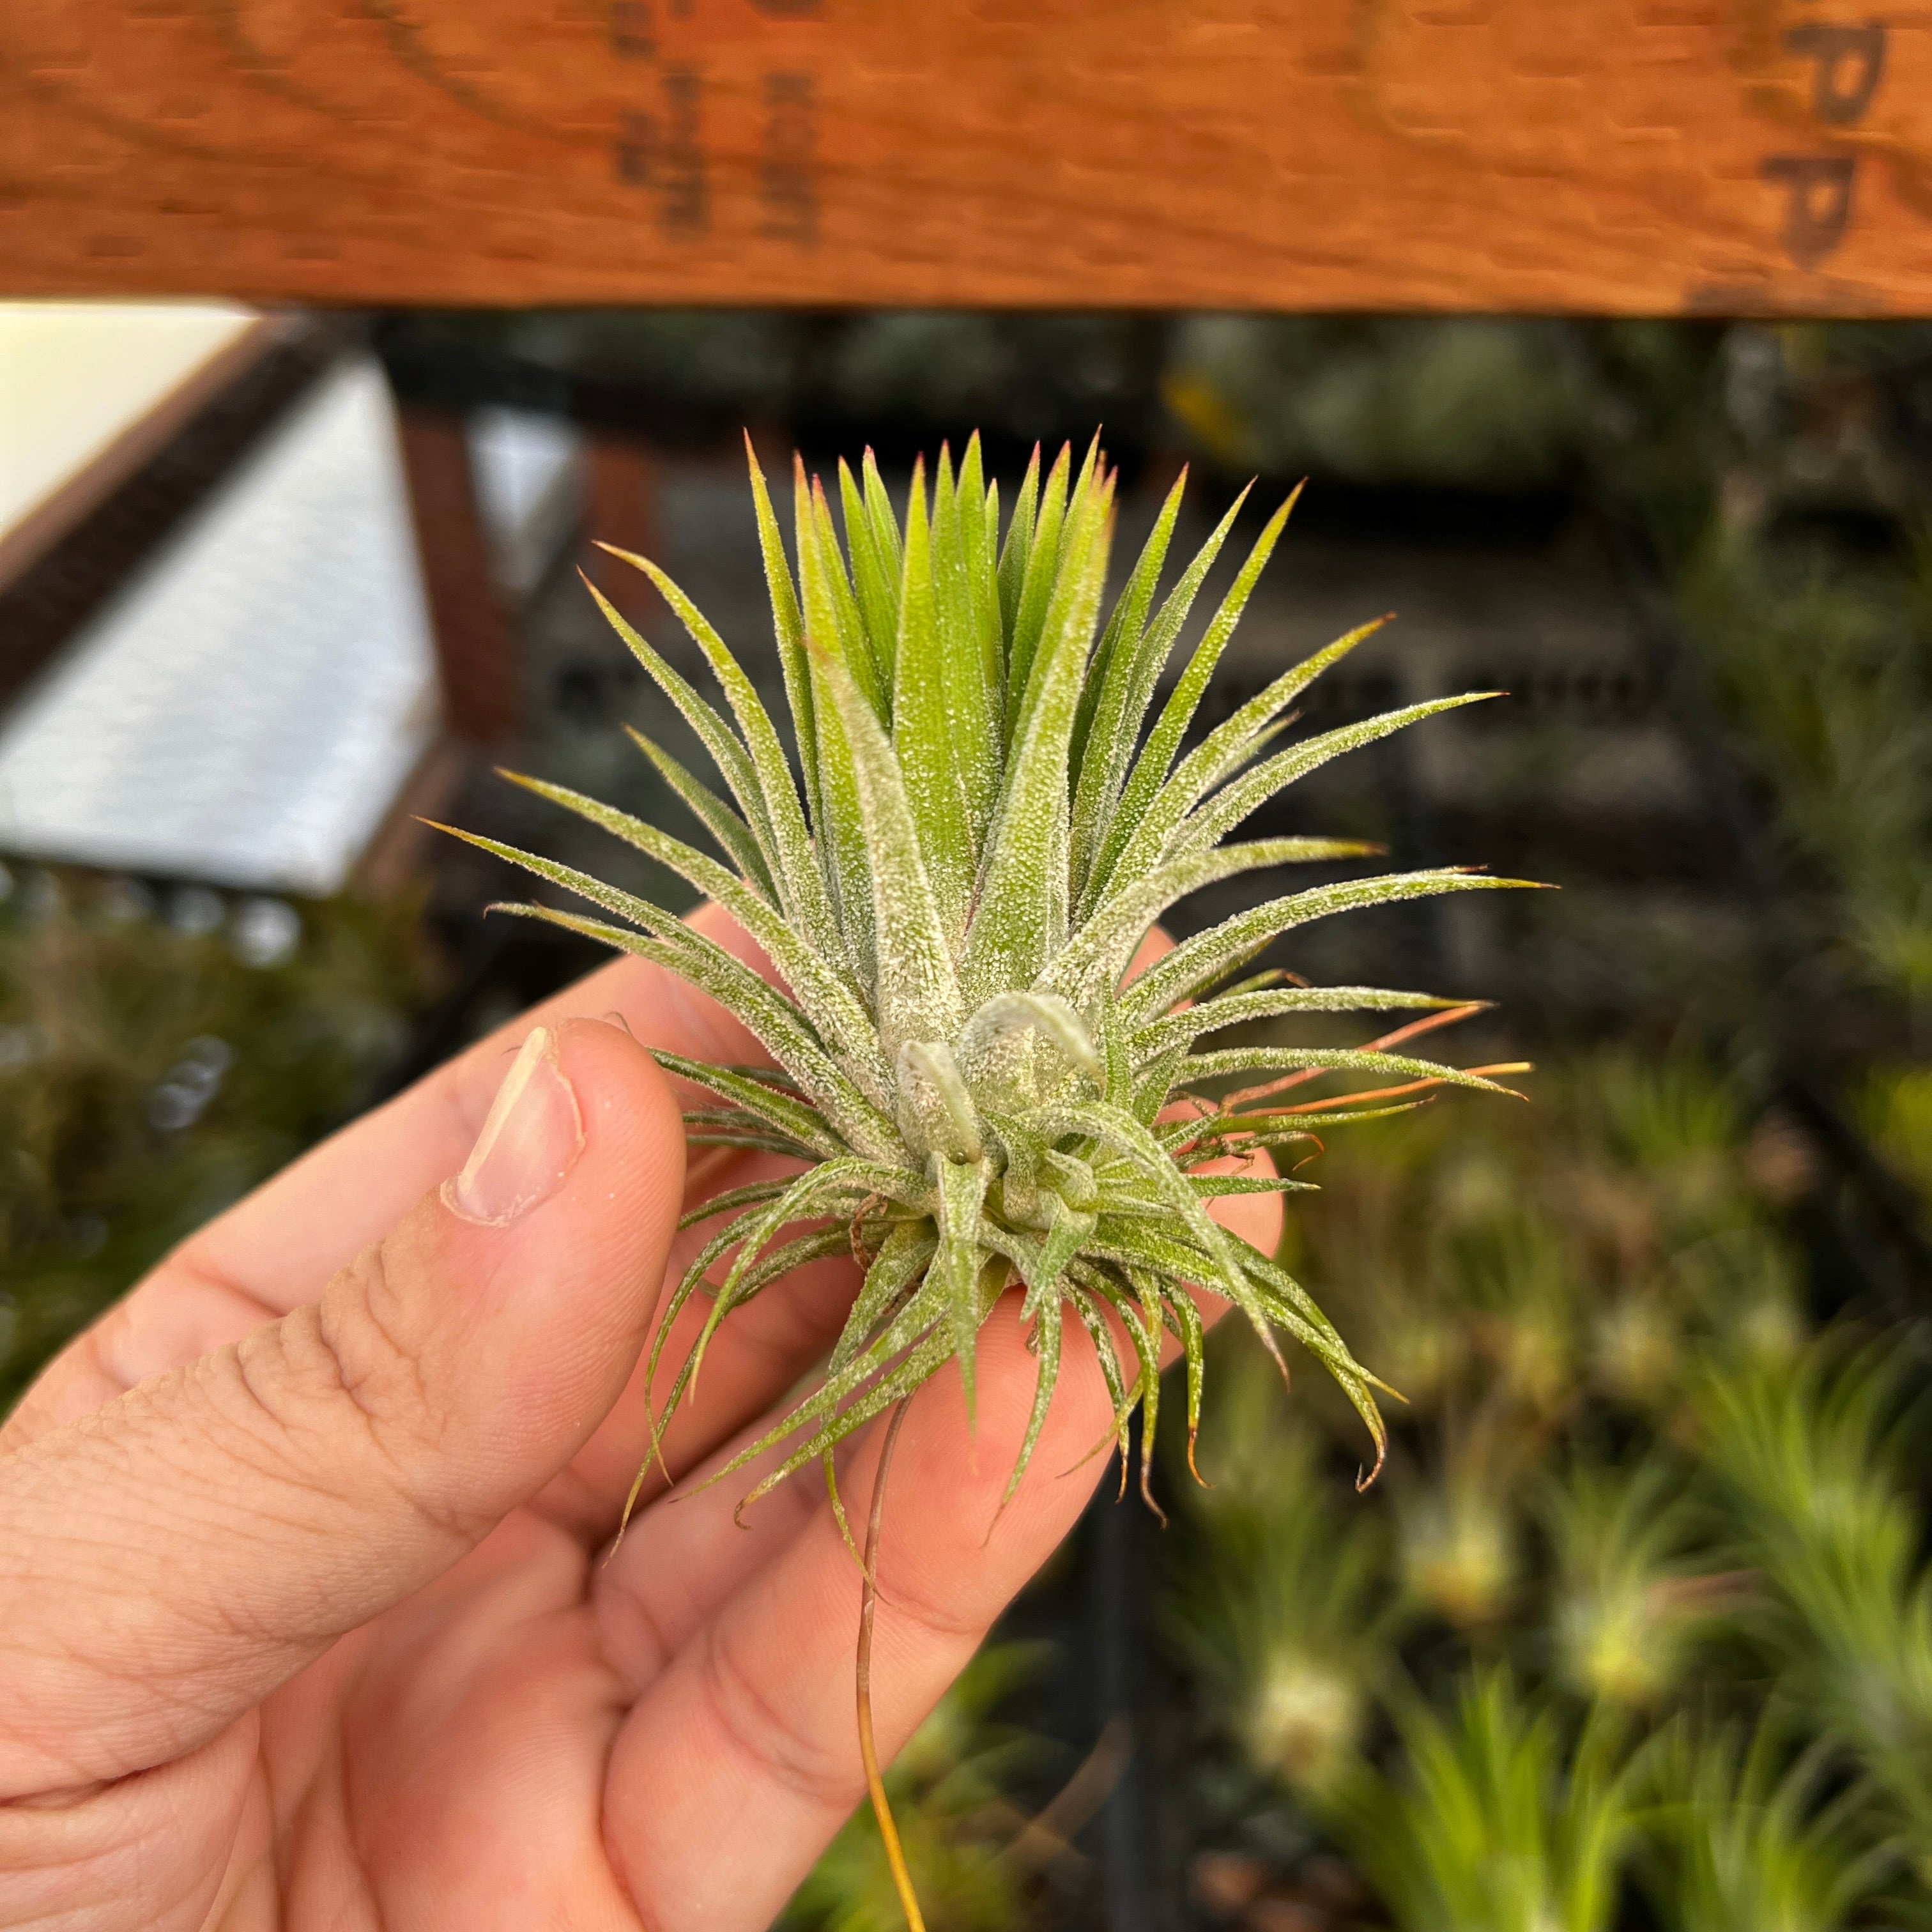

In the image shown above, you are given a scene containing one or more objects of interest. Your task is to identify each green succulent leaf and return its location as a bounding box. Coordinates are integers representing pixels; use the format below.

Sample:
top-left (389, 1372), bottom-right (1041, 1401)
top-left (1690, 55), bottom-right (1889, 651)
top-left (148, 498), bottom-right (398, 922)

top-left (815, 644), bottom-right (965, 1057)
top-left (1132, 985), bottom-right (1475, 1061)
top-left (744, 436), bottom-right (819, 829)
top-left (499, 770), bottom-right (887, 1101)
top-left (1121, 870), bottom-right (1542, 1027)
top-left (624, 725), bottom-right (776, 901)
top-left (1070, 482), bottom-right (1252, 907)
top-left (599, 542), bottom-right (848, 977)
top-left (960, 461), bottom-right (1113, 1006)
top-left (891, 458), bottom-right (979, 944)
top-left (1179, 692), bottom-right (1505, 859)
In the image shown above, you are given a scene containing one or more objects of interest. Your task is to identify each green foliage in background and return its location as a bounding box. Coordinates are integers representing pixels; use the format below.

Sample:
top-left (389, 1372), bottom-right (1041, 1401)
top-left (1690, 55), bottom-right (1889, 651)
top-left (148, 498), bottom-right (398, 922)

top-left (1164, 315), bottom-right (1932, 1057)
top-left (1680, 518), bottom-right (1932, 1020)
top-left (1163, 1047), bottom-right (1928, 1930)
top-left (1333, 1671), bottom-right (1636, 1932)
top-left (1163, 317), bottom-right (1590, 494)
top-left (1639, 1718), bottom-right (1892, 1932)
top-left (0, 870), bottom-right (433, 1409)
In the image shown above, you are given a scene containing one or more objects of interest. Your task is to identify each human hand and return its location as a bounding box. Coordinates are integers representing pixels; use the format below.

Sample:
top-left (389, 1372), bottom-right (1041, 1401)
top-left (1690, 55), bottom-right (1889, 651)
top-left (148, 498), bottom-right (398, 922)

top-left (0, 905), bottom-right (1276, 1931)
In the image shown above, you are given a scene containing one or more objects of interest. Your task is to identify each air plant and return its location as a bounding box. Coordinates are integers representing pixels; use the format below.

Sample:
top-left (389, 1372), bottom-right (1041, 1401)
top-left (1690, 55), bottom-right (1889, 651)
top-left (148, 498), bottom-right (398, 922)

top-left (1637, 1717), bottom-right (1893, 1932)
top-left (1330, 1669), bottom-right (1637, 1932)
top-left (1592, 1052), bottom-right (1747, 1231)
top-left (1696, 1346), bottom-right (1932, 1880)
top-left (1397, 1439), bottom-right (1522, 1632)
top-left (448, 434), bottom-right (1529, 1925)
top-left (1457, 1215), bottom-right (1583, 1420)
top-left (1166, 1346), bottom-right (1392, 1797)
top-left (1862, 1064), bottom-right (1932, 1200)
top-left (1156, 1036), bottom-right (1927, 1924)
top-left (1542, 1457), bottom-right (1743, 1710)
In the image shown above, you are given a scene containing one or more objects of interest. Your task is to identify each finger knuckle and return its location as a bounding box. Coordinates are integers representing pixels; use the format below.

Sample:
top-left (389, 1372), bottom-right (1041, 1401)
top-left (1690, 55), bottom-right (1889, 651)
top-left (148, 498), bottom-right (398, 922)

top-left (698, 1621), bottom-right (849, 1809)
top-left (251, 1248), bottom-right (480, 1544)
top-left (871, 1571), bottom-right (983, 1652)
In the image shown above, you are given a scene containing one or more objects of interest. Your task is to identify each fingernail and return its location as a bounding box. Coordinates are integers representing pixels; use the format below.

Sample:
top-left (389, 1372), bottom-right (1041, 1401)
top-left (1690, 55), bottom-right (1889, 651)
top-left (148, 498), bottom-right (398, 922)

top-left (445, 1026), bottom-right (584, 1225)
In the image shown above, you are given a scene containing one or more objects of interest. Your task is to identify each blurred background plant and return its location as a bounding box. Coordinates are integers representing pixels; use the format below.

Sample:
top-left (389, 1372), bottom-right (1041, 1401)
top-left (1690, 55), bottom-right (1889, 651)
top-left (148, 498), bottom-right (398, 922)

top-left (1161, 1043), bottom-right (1927, 1930)
top-left (1637, 1717), bottom-right (1895, 1932)
top-left (1328, 1670), bottom-right (1636, 1932)
top-left (0, 865), bottom-right (434, 1407)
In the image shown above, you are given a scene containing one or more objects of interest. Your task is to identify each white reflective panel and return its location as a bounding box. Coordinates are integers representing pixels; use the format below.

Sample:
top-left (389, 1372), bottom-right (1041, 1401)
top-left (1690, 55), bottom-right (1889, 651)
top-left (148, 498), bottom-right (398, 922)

top-left (0, 301), bottom-right (258, 540)
top-left (0, 358), bottom-right (440, 896)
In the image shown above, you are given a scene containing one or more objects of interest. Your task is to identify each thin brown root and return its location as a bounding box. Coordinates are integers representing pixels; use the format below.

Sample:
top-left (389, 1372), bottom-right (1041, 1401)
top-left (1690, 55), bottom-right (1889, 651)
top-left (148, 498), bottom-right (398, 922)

top-left (638, 1377), bottom-right (677, 1492)
top-left (1271, 1077), bottom-right (1466, 1116)
top-left (1057, 1426), bottom-right (1112, 1482)
top-left (1059, 1374), bottom-right (1142, 1480)
top-left (859, 1400), bottom-right (928, 1932)
top-left (980, 1459), bottom-right (1027, 1551)
top-left (848, 1192), bottom-right (885, 1268)
top-left (1003, 1712), bottom-right (1133, 1873)
top-left (681, 1144), bottom-right (738, 1197)
top-left (1227, 1061), bottom-right (1527, 1123)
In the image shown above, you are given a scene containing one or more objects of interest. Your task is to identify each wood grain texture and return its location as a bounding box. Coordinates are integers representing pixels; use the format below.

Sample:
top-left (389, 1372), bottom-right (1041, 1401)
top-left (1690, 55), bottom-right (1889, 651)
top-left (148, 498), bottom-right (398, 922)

top-left (3, 2), bottom-right (1931, 315)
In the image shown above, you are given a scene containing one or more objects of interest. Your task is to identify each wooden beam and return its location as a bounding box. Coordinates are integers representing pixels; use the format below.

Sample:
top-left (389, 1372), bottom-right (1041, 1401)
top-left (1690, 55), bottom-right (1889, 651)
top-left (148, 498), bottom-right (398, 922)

top-left (3, 3), bottom-right (1929, 316)
top-left (394, 406), bottom-right (521, 746)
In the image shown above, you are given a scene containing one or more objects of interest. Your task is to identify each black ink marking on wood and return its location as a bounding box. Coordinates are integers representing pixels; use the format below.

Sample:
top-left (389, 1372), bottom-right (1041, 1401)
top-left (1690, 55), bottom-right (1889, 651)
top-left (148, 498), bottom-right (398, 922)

top-left (661, 67), bottom-right (705, 236)
top-left (617, 111), bottom-right (652, 189)
top-left (1781, 23), bottom-right (1886, 126)
top-left (615, 66), bottom-right (707, 236)
top-left (611, 0), bottom-right (656, 59)
top-left (1762, 155), bottom-right (1856, 268)
top-left (761, 70), bottom-right (818, 246)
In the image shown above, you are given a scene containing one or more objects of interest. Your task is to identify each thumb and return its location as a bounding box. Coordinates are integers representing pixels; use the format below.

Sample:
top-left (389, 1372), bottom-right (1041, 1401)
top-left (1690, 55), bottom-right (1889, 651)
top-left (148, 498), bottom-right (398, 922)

top-left (0, 1018), bottom-right (684, 1800)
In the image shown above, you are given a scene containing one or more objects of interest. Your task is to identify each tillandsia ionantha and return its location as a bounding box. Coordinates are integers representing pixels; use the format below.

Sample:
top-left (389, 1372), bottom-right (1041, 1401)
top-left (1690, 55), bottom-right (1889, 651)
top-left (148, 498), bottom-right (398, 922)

top-left (443, 431), bottom-right (1533, 1928)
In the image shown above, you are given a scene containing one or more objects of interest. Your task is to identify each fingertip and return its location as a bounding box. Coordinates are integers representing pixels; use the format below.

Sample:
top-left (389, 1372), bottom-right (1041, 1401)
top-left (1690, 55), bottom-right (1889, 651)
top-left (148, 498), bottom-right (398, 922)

top-left (393, 1015), bottom-right (690, 1467)
top-left (551, 1015), bottom-right (687, 1215)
